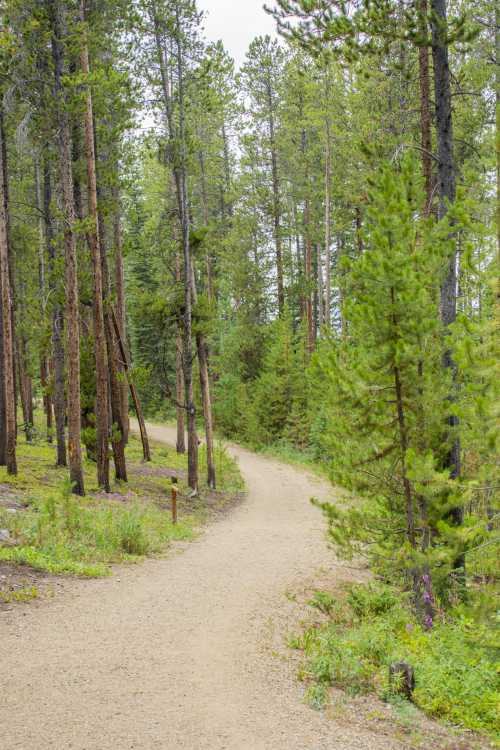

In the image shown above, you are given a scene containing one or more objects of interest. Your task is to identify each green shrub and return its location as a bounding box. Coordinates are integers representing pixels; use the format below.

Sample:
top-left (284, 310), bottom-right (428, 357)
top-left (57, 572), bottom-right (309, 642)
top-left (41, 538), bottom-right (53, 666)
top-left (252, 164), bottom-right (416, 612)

top-left (298, 582), bottom-right (499, 737)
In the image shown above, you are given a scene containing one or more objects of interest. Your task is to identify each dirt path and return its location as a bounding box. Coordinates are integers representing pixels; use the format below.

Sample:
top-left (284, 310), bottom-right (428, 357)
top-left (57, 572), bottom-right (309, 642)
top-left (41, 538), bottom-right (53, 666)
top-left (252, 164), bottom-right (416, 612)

top-left (1, 423), bottom-right (403, 750)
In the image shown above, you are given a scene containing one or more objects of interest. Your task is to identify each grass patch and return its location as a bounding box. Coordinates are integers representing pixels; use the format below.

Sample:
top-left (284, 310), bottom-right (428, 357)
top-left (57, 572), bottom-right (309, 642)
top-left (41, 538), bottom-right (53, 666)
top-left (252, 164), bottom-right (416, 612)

top-left (295, 581), bottom-right (500, 739)
top-left (0, 585), bottom-right (38, 603)
top-left (0, 484), bottom-right (193, 577)
top-left (0, 417), bottom-right (243, 580)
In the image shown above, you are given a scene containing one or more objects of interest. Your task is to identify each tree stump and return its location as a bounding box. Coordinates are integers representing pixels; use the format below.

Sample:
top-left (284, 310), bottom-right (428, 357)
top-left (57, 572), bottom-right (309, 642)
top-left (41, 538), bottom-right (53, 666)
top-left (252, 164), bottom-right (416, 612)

top-left (389, 661), bottom-right (415, 700)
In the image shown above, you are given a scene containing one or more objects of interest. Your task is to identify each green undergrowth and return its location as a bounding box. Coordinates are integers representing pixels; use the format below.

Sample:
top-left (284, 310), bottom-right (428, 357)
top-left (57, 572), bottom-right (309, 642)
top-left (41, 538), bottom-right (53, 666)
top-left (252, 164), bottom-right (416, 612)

top-left (0, 421), bottom-right (242, 578)
top-left (293, 582), bottom-right (499, 739)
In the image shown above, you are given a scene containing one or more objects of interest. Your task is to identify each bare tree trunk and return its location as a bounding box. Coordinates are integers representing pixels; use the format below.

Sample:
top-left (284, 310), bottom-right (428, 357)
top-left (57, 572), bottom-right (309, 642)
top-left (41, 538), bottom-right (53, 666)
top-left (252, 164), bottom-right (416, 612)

top-left (80, 0), bottom-right (110, 492)
top-left (103, 254), bottom-right (128, 482)
top-left (317, 244), bottom-right (324, 332)
top-left (111, 307), bottom-right (151, 462)
top-left (0, 295), bottom-right (5, 465)
top-left (267, 83), bottom-right (285, 316)
top-left (51, 0), bottom-right (84, 495)
top-left (112, 186), bottom-right (129, 442)
top-left (418, 0), bottom-right (434, 214)
top-left (36, 159), bottom-right (53, 443)
top-left (0, 101), bottom-right (16, 474)
top-left (175, 13), bottom-right (198, 493)
top-left (496, 3), bottom-right (500, 310)
top-left (17, 337), bottom-right (34, 442)
top-left (324, 116), bottom-right (332, 328)
top-left (191, 262), bottom-right (216, 489)
top-left (40, 357), bottom-right (53, 442)
top-left (304, 198), bottom-right (314, 353)
top-left (175, 254), bottom-right (185, 454)
top-left (44, 157), bottom-right (67, 466)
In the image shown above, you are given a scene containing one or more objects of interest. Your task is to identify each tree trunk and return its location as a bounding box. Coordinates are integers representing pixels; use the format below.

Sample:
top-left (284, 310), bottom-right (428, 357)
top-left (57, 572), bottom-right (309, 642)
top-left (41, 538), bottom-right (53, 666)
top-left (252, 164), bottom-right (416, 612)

top-left (324, 117), bottom-right (332, 328)
top-left (36, 159), bottom-right (53, 444)
top-left (0, 286), bottom-right (6, 465)
top-left (175, 14), bottom-right (198, 493)
top-left (80, 0), bottom-right (110, 492)
top-left (51, 0), bottom-right (84, 495)
top-left (430, 0), bottom-right (461, 487)
top-left (17, 337), bottom-right (34, 442)
top-left (418, 0), bottom-right (434, 215)
top-left (44, 156), bottom-right (67, 467)
top-left (175, 254), bottom-right (185, 454)
top-left (304, 198), bottom-right (314, 353)
top-left (191, 262), bottom-right (216, 489)
top-left (152, 2), bottom-right (197, 490)
top-left (496, 3), bottom-right (500, 310)
top-left (40, 356), bottom-right (53, 443)
top-left (111, 307), bottom-right (151, 462)
top-left (112, 186), bottom-right (129, 442)
top-left (0, 101), bottom-right (16, 474)
top-left (268, 92), bottom-right (285, 316)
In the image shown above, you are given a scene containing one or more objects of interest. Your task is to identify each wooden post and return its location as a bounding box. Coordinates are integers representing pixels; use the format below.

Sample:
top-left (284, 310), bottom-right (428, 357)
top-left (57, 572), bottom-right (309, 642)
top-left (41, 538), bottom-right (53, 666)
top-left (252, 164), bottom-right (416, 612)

top-left (111, 306), bottom-right (151, 462)
top-left (171, 477), bottom-right (178, 525)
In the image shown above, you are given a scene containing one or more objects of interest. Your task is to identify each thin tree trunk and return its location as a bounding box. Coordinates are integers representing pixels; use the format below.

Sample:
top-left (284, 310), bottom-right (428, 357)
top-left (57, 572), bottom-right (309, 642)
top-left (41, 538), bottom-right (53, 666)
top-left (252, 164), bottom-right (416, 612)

top-left (44, 157), bottom-right (67, 466)
top-left (112, 185), bottom-right (129, 442)
top-left (111, 307), bottom-right (151, 462)
top-left (101, 221), bottom-right (127, 483)
top-left (36, 159), bottom-right (53, 443)
top-left (191, 262), bottom-right (216, 489)
top-left (17, 337), bottom-right (33, 442)
top-left (266, 81), bottom-right (284, 315)
top-left (324, 117), bottom-right (332, 328)
top-left (175, 9), bottom-right (198, 492)
top-left (304, 198), bottom-right (314, 353)
top-left (418, 0), bottom-right (434, 215)
top-left (0, 101), bottom-right (16, 474)
top-left (317, 244), bottom-right (324, 331)
top-left (496, 3), bottom-right (500, 310)
top-left (51, 0), bottom-right (84, 495)
top-left (175, 254), bottom-right (185, 454)
top-left (80, 0), bottom-right (110, 491)
top-left (0, 293), bottom-right (5, 465)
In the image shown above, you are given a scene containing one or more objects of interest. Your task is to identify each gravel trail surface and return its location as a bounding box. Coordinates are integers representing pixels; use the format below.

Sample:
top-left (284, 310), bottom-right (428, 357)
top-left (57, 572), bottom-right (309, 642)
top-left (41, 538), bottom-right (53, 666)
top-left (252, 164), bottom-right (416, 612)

top-left (1, 422), bottom-right (404, 750)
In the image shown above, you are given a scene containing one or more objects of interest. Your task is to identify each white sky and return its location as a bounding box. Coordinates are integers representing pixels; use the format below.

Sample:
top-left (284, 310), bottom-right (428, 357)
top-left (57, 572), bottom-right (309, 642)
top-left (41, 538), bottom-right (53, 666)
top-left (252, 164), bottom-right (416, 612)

top-left (197, 0), bottom-right (278, 68)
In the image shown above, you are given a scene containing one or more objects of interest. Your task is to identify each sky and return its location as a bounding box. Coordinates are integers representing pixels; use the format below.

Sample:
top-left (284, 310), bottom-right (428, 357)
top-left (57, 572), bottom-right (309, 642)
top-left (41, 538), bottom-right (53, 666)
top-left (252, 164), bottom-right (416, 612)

top-left (197, 0), bottom-right (278, 68)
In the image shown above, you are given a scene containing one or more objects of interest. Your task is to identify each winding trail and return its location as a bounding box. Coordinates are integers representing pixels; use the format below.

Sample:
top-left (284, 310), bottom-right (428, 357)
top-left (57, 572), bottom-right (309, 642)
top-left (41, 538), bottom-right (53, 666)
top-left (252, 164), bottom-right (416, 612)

top-left (1, 423), bottom-right (400, 749)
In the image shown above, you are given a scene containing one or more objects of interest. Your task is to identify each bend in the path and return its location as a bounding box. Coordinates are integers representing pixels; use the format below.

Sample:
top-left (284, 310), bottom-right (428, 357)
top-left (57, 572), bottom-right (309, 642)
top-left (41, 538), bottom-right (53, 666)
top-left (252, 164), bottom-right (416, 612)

top-left (0, 421), bottom-right (404, 750)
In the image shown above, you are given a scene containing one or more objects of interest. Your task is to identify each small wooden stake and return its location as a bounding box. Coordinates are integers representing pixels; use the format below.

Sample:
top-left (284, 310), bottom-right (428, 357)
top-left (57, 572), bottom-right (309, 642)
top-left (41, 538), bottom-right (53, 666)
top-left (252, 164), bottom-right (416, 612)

top-left (171, 477), bottom-right (178, 525)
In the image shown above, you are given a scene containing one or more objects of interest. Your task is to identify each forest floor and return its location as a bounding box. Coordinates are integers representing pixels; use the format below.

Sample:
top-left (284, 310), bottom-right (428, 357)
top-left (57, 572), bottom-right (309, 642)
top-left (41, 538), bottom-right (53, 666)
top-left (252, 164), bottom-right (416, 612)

top-left (0, 421), bottom-right (491, 750)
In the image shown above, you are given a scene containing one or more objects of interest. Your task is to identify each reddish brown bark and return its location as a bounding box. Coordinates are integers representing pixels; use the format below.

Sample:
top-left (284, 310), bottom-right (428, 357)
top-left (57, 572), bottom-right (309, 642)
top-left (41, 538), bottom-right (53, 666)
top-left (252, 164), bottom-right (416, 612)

top-left (80, 0), bottom-right (110, 491)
